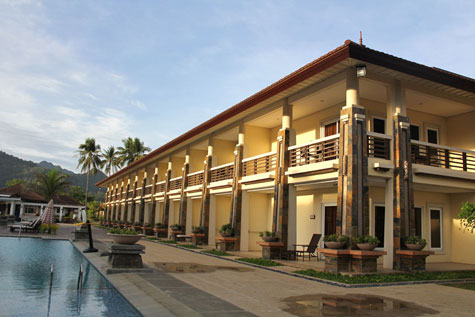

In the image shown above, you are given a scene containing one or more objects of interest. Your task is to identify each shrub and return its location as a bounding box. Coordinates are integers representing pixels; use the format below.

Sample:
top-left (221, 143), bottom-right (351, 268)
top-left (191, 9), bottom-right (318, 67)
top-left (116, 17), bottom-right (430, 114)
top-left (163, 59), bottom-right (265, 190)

top-left (50, 224), bottom-right (59, 235)
top-left (237, 257), bottom-right (283, 267)
top-left (259, 230), bottom-right (274, 238)
top-left (323, 234), bottom-right (349, 243)
top-left (457, 202), bottom-right (475, 233)
top-left (192, 226), bottom-right (204, 233)
top-left (203, 249), bottom-right (232, 256)
top-left (219, 223), bottom-right (233, 236)
top-left (353, 235), bottom-right (380, 245)
top-left (108, 227), bottom-right (138, 235)
top-left (405, 235), bottom-right (427, 247)
top-left (170, 224), bottom-right (182, 231)
top-left (155, 223), bottom-right (168, 229)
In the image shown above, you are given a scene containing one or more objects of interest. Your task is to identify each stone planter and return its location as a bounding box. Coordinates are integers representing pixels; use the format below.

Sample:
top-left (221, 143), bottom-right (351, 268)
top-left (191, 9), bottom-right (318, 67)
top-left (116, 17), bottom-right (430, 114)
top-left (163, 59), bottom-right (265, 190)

top-left (262, 236), bottom-right (278, 243)
top-left (154, 228), bottom-right (168, 238)
top-left (356, 243), bottom-right (378, 251)
top-left (107, 233), bottom-right (144, 245)
top-left (324, 241), bottom-right (345, 249)
top-left (405, 243), bottom-right (425, 251)
top-left (220, 232), bottom-right (233, 238)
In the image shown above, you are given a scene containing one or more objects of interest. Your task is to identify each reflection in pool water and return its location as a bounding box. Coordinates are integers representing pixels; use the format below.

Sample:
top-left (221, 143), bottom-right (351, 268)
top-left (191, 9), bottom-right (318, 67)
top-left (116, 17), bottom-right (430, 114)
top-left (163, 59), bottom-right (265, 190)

top-left (0, 237), bottom-right (141, 316)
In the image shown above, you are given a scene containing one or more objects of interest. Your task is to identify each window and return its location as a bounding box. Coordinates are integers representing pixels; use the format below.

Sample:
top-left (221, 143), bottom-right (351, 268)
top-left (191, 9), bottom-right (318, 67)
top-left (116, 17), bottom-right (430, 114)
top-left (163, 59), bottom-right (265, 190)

top-left (414, 207), bottom-right (422, 237)
top-left (430, 208), bottom-right (442, 249)
top-left (410, 125), bottom-right (420, 141)
top-left (323, 120), bottom-right (339, 137)
top-left (373, 117), bottom-right (386, 134)
top-left (427, 128), bottom-right (439, 144)
top-left (374, 205), bottom-right (385, 248)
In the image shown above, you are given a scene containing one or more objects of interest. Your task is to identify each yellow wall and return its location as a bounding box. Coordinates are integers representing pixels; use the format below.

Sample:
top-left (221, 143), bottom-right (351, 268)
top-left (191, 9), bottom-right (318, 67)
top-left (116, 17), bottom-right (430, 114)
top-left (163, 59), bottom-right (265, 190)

top-left (407, 109), bottom-right (448, 145)
top-left (213, 139), bottom-right (235, 166)
top-left (172, 201), bottom-right (180, 225)
top-left (447, 111), bottom-right (475, 151)
top-left (215, 195), bottom-right (232, 238)
top-left (171, 157), bottom-right (185, 178)
top-left (191, 198), bottom-right (201, 227)
top-left (158, 162), bottom-right (168, 182)
top-left (248, 193), bottom-right (273, 251)
top-left (244, 125), bottom-right (272, 157)
top-left (190, 149), bottom-right (207, 172)
top-left (449, 193), bottom-right (475, 264)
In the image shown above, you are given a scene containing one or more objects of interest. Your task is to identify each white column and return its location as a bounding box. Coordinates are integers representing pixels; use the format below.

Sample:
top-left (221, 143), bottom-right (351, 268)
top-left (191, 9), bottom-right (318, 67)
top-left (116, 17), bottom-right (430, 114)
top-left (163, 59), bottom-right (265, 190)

top-left (134, 203), bottom-right (140, 223)
top-left (59, 206), bottom-right (64, 222)
top-left (168, 201), bottom-right (175, 227)
top-left (208, 195), bottom-right (216, 247)
top-left (240, 191), bottom-right (249, 251)
top-left (185, 197), bottom-right (192, 234)
top-left (287, 185), bottom-right (297, 251)
top-left (19, 203), bottom-right (25, 218)
top-left (9, 201), bottom-right (15, 216)
top-left (282, 101), bottom-right (293, 129)
top-left (144, 203), bottom-right (150, 225)
top-left (345, 67), bottom-right (359, 108)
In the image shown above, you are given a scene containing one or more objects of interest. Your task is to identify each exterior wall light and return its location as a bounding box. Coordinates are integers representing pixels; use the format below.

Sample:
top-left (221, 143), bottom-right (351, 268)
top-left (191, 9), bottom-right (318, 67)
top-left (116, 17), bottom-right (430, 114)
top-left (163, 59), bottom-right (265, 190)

top-left (356, 65), bottom-right (367, 77)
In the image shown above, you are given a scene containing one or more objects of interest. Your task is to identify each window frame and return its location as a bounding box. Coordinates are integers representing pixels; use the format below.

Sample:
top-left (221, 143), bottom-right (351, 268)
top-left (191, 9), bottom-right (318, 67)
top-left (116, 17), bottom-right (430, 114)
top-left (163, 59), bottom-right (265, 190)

top-left (372, 203), bottom-right (386, 250)
top-left (414, 206), bottom-right (424, 238)
top-left (410, 124), bottom-right (420, 141)
top-left (428, 206), bottom-right (443, 250)
top-left (425, 127), bottom-right (440, 144)
top-left (372, 116), bottom-right (386, 134)
top-left (320, 118), bottom-right (340, 138)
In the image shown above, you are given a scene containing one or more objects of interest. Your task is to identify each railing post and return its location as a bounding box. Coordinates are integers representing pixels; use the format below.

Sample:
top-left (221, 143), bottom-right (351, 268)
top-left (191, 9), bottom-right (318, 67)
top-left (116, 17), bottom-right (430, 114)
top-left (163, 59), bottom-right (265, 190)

top-left (444, 149), bottom-right (450, 169)
top-left (463, 152), bottom-right (467, 171)
top-left (426, 145), bottom-right (431, 166)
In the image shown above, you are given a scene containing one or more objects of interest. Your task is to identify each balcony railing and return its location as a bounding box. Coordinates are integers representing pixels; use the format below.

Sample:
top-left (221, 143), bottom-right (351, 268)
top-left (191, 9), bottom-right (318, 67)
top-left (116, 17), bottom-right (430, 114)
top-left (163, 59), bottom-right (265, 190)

top-left (367, 132), bottom-right (391, 160)
top-left (289, 134), bottom-right (340, 167)
top-left (156, 181), bottom-right (166, 193)
top-left (127, 190), bottom-right (133, 198)
top-left (210, 163), bottom-right (234, 182)
top-left (169, 177), bottom-right (183, 191)
top-left (135, 188), bottom-right (142, 197)
top-left (411, 140), bottom-right (475, 173)
top-left (242, 152), bottom-right (277, 176)
top-left (144, 185), bottom-right (152, 195)
top-left (187, 170), bottom-right (204, 187)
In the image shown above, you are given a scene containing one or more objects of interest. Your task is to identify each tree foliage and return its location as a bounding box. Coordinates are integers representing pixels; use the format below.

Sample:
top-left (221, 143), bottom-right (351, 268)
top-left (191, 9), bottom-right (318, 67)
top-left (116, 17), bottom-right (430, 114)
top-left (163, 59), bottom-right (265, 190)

top-left (6, 178), bottom-right (25, 187)
top-left (457, 202), bottom-right (475, 233)
top-left (33, 169), bottom-right (70, 202)
top-left (102, 146), bottom-right (121, 176)
top-left (117, 137), bottom-right (151, 166)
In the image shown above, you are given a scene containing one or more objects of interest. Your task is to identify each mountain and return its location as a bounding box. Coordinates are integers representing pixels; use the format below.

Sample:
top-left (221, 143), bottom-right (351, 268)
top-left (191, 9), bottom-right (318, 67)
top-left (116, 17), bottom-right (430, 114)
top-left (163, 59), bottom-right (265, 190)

top-left (0, 151), bottom-right (106, 193)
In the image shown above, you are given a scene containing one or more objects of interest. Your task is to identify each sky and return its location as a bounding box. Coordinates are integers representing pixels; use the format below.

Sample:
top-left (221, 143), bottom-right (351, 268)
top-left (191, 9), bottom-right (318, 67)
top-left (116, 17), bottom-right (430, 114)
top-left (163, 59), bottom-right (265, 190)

top-left (0, 0), bottom-right (474, 172)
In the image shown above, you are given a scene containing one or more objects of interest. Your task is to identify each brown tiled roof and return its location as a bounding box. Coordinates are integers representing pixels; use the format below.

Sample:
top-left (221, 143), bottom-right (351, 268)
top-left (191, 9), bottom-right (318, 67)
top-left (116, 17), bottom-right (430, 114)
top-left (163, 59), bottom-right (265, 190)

top-left (96, 40), bottom-right (475, 186)
top-left (0, 184), bottom-right (82, 206)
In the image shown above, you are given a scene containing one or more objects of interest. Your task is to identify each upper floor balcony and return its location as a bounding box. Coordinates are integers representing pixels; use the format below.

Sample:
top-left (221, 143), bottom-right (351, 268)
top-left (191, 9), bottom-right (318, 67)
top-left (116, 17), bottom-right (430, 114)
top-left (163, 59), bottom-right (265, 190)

top-left (241, 152), bottom-right (276, 184)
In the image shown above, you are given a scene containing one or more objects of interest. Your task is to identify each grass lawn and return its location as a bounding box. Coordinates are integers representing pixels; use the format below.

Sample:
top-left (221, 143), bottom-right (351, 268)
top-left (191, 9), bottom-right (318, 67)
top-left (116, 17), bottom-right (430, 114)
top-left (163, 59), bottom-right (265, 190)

top-left (158, 240), bottom-right (178, 244)
top-left (179, 244), bottom-right (202, 249)
top-left (444, 283), bottom-right (475, 291)
top-left (146, 237), bottom-right (159, 241)
top-left (237, 257), bottom-right (283, 267)
top-left (202, 249), bottom-right (232, 256)
top-left (294, 269), bottom-right (475, 284)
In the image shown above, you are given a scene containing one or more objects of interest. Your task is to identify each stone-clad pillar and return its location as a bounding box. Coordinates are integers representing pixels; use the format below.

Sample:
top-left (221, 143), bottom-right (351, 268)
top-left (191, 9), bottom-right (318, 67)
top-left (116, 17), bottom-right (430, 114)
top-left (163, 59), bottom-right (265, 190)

top-left (336, 104), bottom-right (369, 238)
top-left (200, 139), bottom-right (213, 244)
top-left (138, 172), bottom-right (147, 224)
top-left (179, 150), bottom-right (190, 228)
top-left (393, 114), bottom-right (414, 269)
top-left (229, 126), bottom-right (244, 250)
top-left (272, 101), bottom-right (295, 250)
top-left (162, 160), bottom-right (173, 226)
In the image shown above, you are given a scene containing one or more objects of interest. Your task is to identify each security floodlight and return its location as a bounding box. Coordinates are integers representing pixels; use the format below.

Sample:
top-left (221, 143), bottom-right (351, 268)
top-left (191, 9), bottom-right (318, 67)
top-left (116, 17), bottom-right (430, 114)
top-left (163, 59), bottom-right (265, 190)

top-left (356, 65), bottom-right (367, 77)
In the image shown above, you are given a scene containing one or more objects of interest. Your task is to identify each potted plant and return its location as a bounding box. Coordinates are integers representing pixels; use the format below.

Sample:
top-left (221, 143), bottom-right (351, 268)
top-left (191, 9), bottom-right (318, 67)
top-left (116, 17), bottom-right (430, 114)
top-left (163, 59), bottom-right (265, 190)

top-left (170, 224), bottom-right (182, 232)
top-left (133, 222), bottom-right (142, 231)
top-left (192, 226), bottom-right (204, 234)
top-left (154, 223), bottom-right (168, 230)
top-left (219, 223), bottom-right (234, 237)
top-left (353, 235), bottom-right (380, 251)
top-left (142, 223), bottom-right (154, 235)
top-left (405, 235), bottom-right (427, 250)
top-left (259, 230), bottom-right (278, 242)
top-left (323, 234), bottom-right (349, 249)
top-left (107, 227), bottom-right (144, 245)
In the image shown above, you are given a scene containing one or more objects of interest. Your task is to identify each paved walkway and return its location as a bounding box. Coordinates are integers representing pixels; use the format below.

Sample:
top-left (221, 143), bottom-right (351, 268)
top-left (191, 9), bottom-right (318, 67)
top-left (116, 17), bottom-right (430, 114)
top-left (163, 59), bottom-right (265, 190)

top-left (2, 224), bottom-right (475, 316)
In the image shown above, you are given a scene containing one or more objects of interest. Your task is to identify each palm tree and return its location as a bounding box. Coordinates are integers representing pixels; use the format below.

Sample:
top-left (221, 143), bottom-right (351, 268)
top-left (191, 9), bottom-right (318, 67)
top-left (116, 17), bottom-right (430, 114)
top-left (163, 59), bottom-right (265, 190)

top-left (77, 138), bottom-right (102, 209)
top-left (102, 146), bottom-right (120, 176)
top-left (33, 169), bottom-right (70, 202)
top-left (117, 137), bottom-right (151, 166)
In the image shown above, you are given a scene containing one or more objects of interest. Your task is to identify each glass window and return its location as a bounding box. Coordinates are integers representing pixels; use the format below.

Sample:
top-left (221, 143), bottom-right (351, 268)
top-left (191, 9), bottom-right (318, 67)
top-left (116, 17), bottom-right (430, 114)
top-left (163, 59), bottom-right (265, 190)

top-left (414, 207), bottom-right (422, 237)
top-left (374, 205), bottom-right (385, 248)
top-left (373, 118), bottom-right (386, 134)
top-left (427, 129), bottom-right (439, 144)
top-left (324, 121), bottom-right (339, 137)
top-left (430, 209), bottom-right (442, 248)
top-left (410, 125), bottom-right (420, 141)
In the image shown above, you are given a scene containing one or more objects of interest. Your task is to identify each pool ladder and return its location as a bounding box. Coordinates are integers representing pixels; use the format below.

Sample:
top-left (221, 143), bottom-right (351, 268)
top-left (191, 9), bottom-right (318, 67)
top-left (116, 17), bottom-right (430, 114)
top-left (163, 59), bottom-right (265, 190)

top-left (77, 265), bottom-right (84, 313)
top-left (47, 265), bottom-right (54, 316)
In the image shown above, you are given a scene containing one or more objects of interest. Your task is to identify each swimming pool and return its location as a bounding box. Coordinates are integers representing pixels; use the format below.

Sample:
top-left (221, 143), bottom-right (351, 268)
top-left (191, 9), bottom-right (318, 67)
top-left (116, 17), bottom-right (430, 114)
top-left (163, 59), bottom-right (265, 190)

top-left (0, 237), bottom-right (141, 316)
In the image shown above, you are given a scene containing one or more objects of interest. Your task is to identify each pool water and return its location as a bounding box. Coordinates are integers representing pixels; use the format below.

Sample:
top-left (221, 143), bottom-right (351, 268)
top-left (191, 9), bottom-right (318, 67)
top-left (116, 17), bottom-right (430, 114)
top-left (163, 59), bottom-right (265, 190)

top-left (0, 237), bottom-right (141, 316)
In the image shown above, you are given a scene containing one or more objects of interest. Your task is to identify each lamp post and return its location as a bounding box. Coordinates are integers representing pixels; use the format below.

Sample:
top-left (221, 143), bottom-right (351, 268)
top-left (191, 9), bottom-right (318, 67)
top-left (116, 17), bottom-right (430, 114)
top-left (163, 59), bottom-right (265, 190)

top-left (83, 182), bottom-right (98, 253)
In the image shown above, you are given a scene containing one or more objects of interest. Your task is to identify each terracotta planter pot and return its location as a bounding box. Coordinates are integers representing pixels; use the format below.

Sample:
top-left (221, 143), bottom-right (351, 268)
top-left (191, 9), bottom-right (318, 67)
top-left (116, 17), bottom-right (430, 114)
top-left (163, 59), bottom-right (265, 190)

top-left (356, 243), bottom-right (378, 251)
top-left (406, 243), bottom-right (425, 251)
top-left (107, 233), bottom-right (144, 245)
top-left (220, 232), bottom-right (233, 238)
top-left (262, 236), bottom-right (278, 242)
top-left (324, 241), bottom-right (345, 249)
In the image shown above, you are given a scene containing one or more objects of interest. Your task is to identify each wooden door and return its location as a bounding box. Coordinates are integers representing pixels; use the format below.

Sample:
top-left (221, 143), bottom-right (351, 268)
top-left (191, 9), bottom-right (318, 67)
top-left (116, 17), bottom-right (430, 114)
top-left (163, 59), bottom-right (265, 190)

top-left (324, 206), bottom-right (337, 236)
top-left (324, 122), bottom-right (338, 137)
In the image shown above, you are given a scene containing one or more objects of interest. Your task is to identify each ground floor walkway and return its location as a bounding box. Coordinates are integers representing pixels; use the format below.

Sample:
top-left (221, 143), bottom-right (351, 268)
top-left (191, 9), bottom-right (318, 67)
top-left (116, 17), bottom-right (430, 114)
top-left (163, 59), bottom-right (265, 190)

top-left (1, 225), bottom-right (475, 316)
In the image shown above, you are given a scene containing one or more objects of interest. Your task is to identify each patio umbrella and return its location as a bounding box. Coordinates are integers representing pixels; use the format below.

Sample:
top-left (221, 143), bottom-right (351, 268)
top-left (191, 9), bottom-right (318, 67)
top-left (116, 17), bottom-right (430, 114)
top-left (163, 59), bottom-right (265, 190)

top-left (40, 200), bottom-right (55, 225)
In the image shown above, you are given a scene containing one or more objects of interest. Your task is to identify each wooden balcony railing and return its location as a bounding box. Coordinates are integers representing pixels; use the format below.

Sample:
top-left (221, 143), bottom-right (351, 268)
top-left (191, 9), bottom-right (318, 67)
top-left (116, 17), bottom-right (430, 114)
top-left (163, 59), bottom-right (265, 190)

top-left (187, 170), bottom-right (204, 187)
top-left (156, 181), bottom-right (166, 193)
top-left (242, 152), bottom-right (277, 176)
top-left (289, 134), bottom-right (340, 167)
top-left (127, 190), bottom-right (133, 198)
top-left (144, 185), bottom-right (152, 195)
top-left (367, 132), bottom-right (391, 160)
top-left (411, 140), bottom-right (475, 173)
top-left (169, 177), bottom-right (183, 191)
top-left (135, 188), bottom-right (142, 197)
top-left (210, 163), bottom-right (234, 183)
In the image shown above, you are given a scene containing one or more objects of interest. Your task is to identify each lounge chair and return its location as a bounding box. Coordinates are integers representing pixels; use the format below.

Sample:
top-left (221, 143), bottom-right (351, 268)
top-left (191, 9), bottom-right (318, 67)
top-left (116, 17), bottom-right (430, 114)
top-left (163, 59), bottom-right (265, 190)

top-left (9, 217), bottom-right (41, 233)
top-left (293, 233), bottom-right (321, 261)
